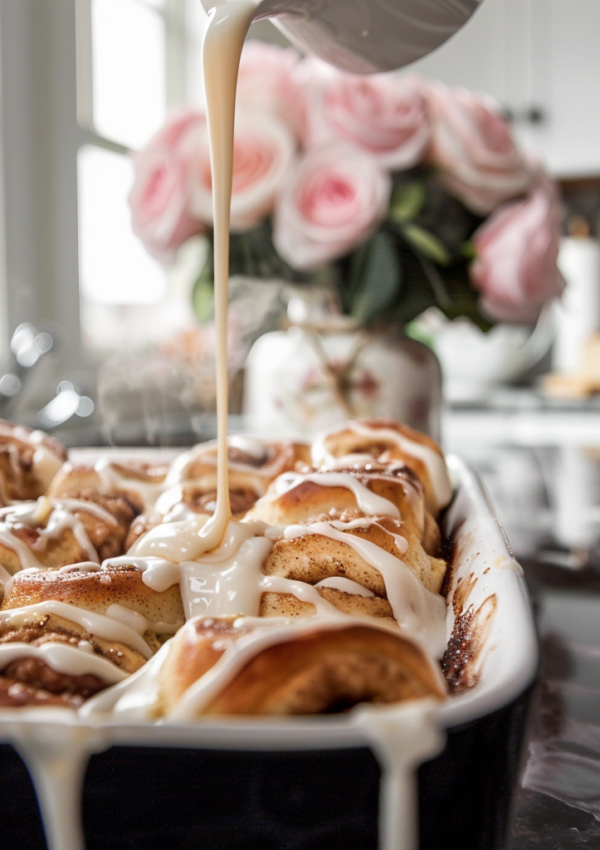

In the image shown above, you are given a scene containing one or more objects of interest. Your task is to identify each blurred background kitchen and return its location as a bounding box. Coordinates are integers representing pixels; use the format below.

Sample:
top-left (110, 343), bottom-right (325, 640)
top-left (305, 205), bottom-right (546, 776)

top-left (1, 1), bottom-right (600, 846)
top-left (1, 0), bottom-right (599, 447)
top-left (3, 0), bottom-right (600, 553)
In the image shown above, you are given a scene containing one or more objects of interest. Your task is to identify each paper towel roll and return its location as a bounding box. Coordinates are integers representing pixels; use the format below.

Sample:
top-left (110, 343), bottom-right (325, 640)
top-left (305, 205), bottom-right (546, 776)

top-left (553, 236), bottom-right (600, 374)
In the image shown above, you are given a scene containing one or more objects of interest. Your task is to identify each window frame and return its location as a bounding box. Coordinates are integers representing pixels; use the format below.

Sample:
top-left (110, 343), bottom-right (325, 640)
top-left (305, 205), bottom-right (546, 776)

top-left (0, 0), bottom-right (190, 367)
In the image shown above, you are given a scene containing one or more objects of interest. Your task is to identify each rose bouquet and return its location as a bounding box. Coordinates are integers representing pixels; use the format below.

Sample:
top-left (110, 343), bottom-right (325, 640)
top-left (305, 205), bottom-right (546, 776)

top-left (128, 41), bottom-right (565, 330)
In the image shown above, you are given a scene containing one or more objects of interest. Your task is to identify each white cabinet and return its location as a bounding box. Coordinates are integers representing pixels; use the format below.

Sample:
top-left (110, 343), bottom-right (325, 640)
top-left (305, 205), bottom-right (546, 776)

top-left (407, 0), bottom-right (600, 178)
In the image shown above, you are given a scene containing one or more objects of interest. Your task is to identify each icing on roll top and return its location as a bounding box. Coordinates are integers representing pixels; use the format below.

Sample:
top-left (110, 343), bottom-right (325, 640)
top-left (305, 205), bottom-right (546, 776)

top-left (0, 495), bottom-right (136, 575)
top-left (247, 466), bottom-right (427, 542)
top-left (2, 564), bottom-right (185, 636)
top-left (0, 422), bottom-right (67, 503)
top-left (312, 420), bottom-right (452, 513)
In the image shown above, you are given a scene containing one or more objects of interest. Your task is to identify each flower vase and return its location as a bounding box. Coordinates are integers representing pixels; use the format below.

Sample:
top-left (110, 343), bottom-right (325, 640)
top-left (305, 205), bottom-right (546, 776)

top-left (242, 319), bottom-right (442, 440)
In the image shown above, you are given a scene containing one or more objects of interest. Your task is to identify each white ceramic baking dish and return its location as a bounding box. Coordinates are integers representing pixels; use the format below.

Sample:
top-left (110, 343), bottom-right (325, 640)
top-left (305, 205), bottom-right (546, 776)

top-left (0, 453), bottom-right (539, 850)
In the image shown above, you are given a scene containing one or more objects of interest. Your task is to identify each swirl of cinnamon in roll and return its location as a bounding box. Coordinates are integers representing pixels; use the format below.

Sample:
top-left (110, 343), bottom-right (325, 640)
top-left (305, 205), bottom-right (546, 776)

top-left (0, 493), bottom-right (138, 578)
top-left (311, 419), bottom-right (452, 517)
top-left (0, 564), bottom-right (183, 708)
top-left (0, 421), bottom-right (67, 506)
top-left (48, 458), bottom-right (169, 515)
top-left (125, 437), bottom-right (310, 549)
top-left (166, 436), bottom-right (310, 495)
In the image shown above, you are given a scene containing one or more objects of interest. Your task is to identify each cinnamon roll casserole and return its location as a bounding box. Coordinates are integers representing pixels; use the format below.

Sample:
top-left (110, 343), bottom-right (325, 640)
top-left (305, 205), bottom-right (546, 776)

top-left (0, 418), bottom-right (455, 718)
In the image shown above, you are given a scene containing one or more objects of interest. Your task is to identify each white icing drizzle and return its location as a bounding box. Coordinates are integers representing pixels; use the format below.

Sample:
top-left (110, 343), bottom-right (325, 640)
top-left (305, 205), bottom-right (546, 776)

top-left (93, 458), bottom-right (165, 510)
top-left (228, 435), bottom-right (269, 462)
top-left (0, 563), bottom-right (15, 596)
top-left (26, 429), bottom-right (65, 490)
top-left (270, 471), bottom-right (401, 519)
top-left (315, 577), bottom-right (375, 598)
top-left (0, 601), bottom-right (153, 659)
top-left (0, 528), bottom-right (45, 569)
top-left (313, 422), bottom-right (452, 510)
top-left (0, 642), bottom-right (129, 685)
top-left (53, 499), bottom-right (118, 526)
top-left (105, 604), bottom-right (150, 636)
top-left (34, 506), bottom-right (99, 563)
top-left (127, 515), bottom-right (211, 562)
top-left (0, 501), bottom-right (43, 523)
top-left (10, 721), bottom-right (101, 850)
top-left (260, 574), bottom-right (344, 615)
top-left (103, 556), bottom-right (183, 593)
top-left (80, 641), bottom-right (173, 720)
top-left (328, 517), bottom-right (409, 555)
top-left (58, 562), bottom-right (102, 574)
top-left (353, 699), bottom-right (445, 850)
top-left (181, 536), bottom-right (273, 620)
top-left (154, 485), bottom-right (187, 517)
top-left (165, 436), bottom-right (269, 488)
top-left (0, 496), bottom-right (118, 571)
top-left (284, 521), bottom-right (445, 656)
top-left (356, 422), bottom-right (452, 507)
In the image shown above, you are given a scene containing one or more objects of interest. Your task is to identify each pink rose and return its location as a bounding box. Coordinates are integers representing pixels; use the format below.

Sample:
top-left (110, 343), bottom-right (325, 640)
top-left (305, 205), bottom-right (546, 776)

top-left (237, 41), bottom-right (302, 127)
top-left (274, 143), bottom-right (391, 270)
top-left (471, 169), bottom-right (565, 323)
top-left (426, 82), bottom-right (533, 215)
top-left (304, 71), bottom-right (430, 169)
top-left (185, 109), bottom-right (296, 232)
top-left (128, 109), bottom-right (206, 264)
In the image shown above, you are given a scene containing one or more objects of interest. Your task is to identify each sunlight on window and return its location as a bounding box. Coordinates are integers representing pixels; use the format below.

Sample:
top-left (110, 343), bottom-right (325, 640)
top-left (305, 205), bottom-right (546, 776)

top-left (91, 0), bottom-right (166, 149)
top-left (78, 145), bottom-right (166, 313)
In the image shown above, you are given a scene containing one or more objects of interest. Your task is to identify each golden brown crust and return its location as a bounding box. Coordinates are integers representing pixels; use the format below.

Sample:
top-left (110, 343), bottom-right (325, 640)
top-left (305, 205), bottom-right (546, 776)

top-left (159, 619), bottom-right (446, 717)
top-left (259, 588), bottom-right (395, 621)
top-left (1, 565), bottom-right (184, 632)
top-left (263, 518), bottom-right (444, 597)
top-left (247, 465), bottom-right (427, 537)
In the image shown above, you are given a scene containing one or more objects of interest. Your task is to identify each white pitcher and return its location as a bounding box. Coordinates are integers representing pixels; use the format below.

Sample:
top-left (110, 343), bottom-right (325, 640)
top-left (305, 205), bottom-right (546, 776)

top-left (200, 0), bottom-right (483, 73)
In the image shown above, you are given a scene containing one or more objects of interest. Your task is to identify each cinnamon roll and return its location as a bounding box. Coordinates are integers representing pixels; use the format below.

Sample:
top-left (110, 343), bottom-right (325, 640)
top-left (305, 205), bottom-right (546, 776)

top-left (158, 617), bottom-right (446, 718)
top-left (311, 419), bottom-right (452, 516)
top-left (126, 437), bottom-right (309, 548)
top-left (246, 464), bottom-right (441, 555)
top-left (166, 436), bottom-right (310, 496)
top-left (0, 564), bottom-right (183, 708)
top-left (0, 421), bottom-right (67, 505)
top-left (47, 458), bottom-right (168, 515)
top-left (0, 494), bottom-right (138, 576)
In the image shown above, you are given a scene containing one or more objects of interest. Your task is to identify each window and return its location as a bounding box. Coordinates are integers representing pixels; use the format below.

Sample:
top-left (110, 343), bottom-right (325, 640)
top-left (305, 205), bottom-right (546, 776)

top-left (76, 0), bottom-right (205, 351)
top-left (0, 0), bottom-right (205, 365)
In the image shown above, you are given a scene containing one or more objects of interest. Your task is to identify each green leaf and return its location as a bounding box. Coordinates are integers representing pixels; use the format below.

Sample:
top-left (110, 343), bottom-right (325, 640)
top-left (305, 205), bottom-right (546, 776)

top-left (461, 240), bottom-right (477, 261)
top-left (401, 223), bottom-right (452, 266)
top-left (348, 231), bottom-right (401, 325)
top-left (191, 248), bottom-right (215, 324)
top-left (389, 182), bottom-right (426, 224)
